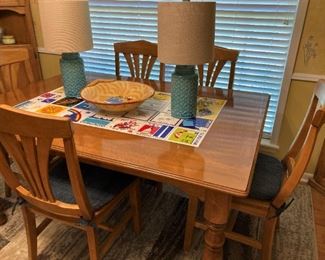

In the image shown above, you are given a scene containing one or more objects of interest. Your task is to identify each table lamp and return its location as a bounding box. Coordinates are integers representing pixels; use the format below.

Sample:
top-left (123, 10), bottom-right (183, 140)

top-left (38, 0), bottom-right (93, 97)
top-left (158, 2), bottom-right (215, 119)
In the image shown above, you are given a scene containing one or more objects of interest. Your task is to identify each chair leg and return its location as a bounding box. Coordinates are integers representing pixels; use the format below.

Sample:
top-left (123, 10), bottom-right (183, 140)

top-left (3, 152), bottom-right (12, 198)
top-left (155, 182), bottom-right (163, 195)
top-left (4, 183), bottom-right (11, 197)
top-left (261, 217), bottom-right (278, 260)
top-left (183, 195), bottom-right (199, 252)
top-left (21, 206), bottom-right (37, 260)
top-left (130, 180), bottom-right (141, 234)
top-left (0, 212), bottom-right (7, 226)
top-left (86, 226), bottom-right (100, 260)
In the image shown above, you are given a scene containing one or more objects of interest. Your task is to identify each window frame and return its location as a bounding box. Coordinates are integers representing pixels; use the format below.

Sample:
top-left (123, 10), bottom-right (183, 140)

top-left (36, 0), bottom-right (310, 150)
top-left (267, 0), bottom-right (309, 147)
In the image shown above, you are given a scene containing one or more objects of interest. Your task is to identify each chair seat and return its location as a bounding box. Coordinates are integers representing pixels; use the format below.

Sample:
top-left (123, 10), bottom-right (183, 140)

top-left (249, 153), bottom-right (284, 201)
top-left (50, 160), bottom-right (135, 210)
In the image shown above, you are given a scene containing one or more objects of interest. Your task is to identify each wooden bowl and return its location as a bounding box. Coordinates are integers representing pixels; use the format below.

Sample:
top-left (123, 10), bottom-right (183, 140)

top-left (80, 79), bottom-right (155, 112)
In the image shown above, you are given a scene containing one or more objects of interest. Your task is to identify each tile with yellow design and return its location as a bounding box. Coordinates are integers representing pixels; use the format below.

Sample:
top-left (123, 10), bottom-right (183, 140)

top-left (196, 97), bottom-right (227, 120)
top-left (36, 104), bottom-right (67, 116)
top-left (168, 128), bottom-right (199, 145)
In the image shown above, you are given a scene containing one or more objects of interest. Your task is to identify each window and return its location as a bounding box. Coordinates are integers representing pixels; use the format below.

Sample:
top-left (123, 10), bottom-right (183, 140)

top-left (81, 0), bottom-right (300, 135)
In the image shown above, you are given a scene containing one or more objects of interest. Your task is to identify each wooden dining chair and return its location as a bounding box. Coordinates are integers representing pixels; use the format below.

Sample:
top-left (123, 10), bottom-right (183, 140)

top-left (0, 104), bottom-right (141, 260)
top-left (0, 47), bottom-right (36, 93)
top-left (198, 46), bottom-right (239, 99)
top-left (114, 40), bottom-right (165, 82)
top-left (183, 80), bottom-right (325, 260)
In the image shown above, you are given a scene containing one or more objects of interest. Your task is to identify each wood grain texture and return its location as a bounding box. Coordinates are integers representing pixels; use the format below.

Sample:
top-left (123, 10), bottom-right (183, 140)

top-left (198, 45), bottom-right (239, 100)
top-left (114, 40), bottom-right (165, 82)
top-left (0, 46), bottom-right (36, 93)
top-left (203, 191), bottom-right (231, 259)
top-left (0, 0), bottom-right (25, 6)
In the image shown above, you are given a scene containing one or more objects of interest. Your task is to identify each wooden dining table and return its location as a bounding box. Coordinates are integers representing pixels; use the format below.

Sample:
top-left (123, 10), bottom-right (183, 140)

top-left (0, 73), bottom-right (269, 259)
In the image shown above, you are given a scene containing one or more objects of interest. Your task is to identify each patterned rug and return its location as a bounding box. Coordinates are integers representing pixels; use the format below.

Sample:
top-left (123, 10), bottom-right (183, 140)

top-left (0, 183), bottom-right (317, 260)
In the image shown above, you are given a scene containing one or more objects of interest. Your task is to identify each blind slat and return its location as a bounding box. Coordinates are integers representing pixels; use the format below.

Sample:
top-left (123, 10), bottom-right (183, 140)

top-left (81, 0), bottom-right (299, 134)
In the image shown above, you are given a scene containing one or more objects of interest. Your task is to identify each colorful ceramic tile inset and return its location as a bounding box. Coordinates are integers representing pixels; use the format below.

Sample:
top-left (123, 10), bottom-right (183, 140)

top-left (40, 92), bottom-right (56, 98)
top-left (60, 108), bottom-right (94, 122)
top-left (42, 98), bottom-right (57, 103)
top-left (180, 118), bottom-right (212, 130)
top-left (15, 100), bottom-right (42, 110)
top-left (197, 97), bottom-right (227, 120)
top-left (36, 104), bottom-right (67, 115)
top-left (192, 132), bottom-right (206, 146)
top-left (54, 97), bottom-right (83, 107)
top-left (81, 115), bottom-right (112, 127)
top-left (150, 112), bottom-right (180, 126)
top-left (140, 98), bottom-right (168, 111)
top-left (168, 128), bottom-right (199, 145)
top-left (75, 101), bottom-right (97, 111)
top-left (152, 92), bottom-right (171, 101)
top-left (15, 87), bottom-right (226, 147)
top-left (125, 108), bottom-right (157, 121)
top-left (153, 125), bottom-right (174, 139)
top-left (110, 118), bottom-right (142, 133)
top-left (138, 123), bottom-right (161, 136)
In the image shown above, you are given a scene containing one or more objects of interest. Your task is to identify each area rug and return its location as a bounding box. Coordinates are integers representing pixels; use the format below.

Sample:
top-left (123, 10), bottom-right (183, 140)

top-left (0, 183), bottom-right (317, 260)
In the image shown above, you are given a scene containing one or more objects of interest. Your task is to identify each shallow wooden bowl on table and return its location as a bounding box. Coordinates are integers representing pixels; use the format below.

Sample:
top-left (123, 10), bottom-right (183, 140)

top-left (80, 79), bottom-right (155, 112)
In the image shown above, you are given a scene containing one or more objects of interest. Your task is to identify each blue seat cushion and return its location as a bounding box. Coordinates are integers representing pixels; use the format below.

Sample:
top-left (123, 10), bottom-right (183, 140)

top-left (249, 153), bottom-right (284, 201)
top-left (50, 160), bottom-right (135, 210)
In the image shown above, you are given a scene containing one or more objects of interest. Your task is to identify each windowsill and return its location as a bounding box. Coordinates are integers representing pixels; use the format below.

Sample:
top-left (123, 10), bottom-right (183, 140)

top-left (260, 138), bottom-right (279, 155)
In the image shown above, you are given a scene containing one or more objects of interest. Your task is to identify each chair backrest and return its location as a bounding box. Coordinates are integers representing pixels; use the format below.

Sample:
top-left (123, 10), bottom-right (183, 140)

top-left (0, 105), bottom-right (93, 219)
top-left (198, 46), bottom-right (239, 97)
top-left (114, 40), bottom-right (165, 82)
top-left (0, 47), bottom-right (36, 93)
top-left (273, 80), bottom-right (325, 208)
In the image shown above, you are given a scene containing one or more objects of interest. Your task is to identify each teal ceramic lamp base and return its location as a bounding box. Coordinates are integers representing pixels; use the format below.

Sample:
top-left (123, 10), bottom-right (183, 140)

top-left (60, 53), bottom-right (87, 97)
top-left (171, 65), bottom-right (198, 119)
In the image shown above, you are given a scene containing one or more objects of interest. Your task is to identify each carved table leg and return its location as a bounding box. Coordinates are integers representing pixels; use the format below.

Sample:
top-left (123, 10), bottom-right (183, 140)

top-left (202, 190), bottom-right (231, 260)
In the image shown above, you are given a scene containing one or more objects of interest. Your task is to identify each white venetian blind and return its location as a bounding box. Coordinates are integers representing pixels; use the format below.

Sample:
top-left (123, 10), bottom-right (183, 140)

top-left (81, 0), bottom-right (299, 134)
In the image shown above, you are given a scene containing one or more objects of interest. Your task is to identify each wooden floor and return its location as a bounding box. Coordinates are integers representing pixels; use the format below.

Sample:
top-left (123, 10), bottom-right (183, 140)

top-left (312, 187), bottom-right (325, 259)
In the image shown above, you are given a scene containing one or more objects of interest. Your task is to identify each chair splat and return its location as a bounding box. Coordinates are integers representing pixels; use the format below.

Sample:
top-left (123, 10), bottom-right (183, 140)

top-left (197, 46), bottom-right (239, 99)
top-left (114, 40), bottom-right (165, 81)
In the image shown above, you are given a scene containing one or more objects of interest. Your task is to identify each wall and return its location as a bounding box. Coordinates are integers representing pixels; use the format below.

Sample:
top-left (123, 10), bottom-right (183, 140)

top-left (276, 0), bottom-right (325, 172)
top-left (38, 53), bottom-right (60, 79)
top-left (30, 0), bottom-right (325, 172)
top-left (30, 0), bottom-right (61, 79)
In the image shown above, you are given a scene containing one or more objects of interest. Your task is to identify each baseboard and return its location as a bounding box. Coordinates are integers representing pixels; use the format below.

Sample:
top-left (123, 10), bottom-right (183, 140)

top-left (301, 172), bottom-right (314, 183)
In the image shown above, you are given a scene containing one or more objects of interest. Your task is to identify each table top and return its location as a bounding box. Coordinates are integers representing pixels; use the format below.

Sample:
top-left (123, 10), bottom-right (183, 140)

top-left (0, 74), bottom-right (269, 197)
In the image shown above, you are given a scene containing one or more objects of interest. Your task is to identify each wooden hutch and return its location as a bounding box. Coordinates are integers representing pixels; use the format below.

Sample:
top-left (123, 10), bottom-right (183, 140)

top-left (0, 0), bottom-right (41, 80)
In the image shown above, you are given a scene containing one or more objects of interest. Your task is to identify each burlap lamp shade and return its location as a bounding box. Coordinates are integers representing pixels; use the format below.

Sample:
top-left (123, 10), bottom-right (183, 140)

top-left (158, 2), bottom-right (216, 118)
top-left (38, 0), bottom-right (93, 97)
top-left (158, 2), bottom-right (215, 65)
